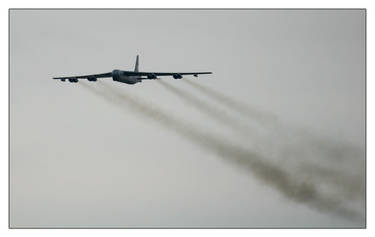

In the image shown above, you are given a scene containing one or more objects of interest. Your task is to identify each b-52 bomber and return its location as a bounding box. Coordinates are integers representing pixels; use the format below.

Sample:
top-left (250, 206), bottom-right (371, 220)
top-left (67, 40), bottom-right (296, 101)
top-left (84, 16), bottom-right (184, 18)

top-left (53, 55), bottom-right (212, 85)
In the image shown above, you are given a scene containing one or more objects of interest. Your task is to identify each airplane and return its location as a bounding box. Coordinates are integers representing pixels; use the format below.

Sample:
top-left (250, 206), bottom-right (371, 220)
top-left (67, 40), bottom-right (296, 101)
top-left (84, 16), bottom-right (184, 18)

top-left (53, 55), bottom-right (212, 85)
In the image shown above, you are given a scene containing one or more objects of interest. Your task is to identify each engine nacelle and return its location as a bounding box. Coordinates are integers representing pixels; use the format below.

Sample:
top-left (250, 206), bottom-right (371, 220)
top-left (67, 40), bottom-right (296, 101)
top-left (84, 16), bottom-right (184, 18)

top-left (60, 79), bottom-right (66, 82)
top-left (173, 74), bottom-right (183, 79)
top-left (147, 74), bottom-right (157, 79)
top-left (69, 78), bottom-right (78, 83)
top-left (87, 77), bottom-right (97, 81)
top-left (193, 74), bottom-right (198, 77)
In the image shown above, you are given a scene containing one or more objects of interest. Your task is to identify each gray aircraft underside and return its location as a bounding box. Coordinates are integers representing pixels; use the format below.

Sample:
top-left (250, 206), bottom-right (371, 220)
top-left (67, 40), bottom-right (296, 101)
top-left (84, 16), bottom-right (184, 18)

top-left (53, 55), bottom-right (212, 85)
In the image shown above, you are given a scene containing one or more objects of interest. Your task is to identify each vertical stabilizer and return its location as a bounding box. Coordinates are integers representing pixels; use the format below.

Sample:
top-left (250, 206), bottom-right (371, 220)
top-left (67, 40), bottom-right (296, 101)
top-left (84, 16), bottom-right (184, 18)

top-left (134, 55), bottom-right (139, 72)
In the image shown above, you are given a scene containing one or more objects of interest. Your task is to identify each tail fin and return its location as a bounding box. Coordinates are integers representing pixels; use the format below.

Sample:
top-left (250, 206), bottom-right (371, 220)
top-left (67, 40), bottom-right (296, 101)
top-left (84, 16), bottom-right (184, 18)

top-left (134, 55), bottom-right (139, 72)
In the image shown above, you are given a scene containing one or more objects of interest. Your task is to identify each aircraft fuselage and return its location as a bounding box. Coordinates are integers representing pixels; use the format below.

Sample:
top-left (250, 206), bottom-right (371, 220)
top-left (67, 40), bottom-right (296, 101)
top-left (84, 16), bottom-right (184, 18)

top-left (112, 69), bottom-right (141, 85)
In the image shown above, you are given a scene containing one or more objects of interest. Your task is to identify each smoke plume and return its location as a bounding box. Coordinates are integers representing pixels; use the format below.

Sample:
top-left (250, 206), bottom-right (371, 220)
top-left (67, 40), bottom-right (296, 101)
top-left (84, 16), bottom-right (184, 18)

top-left (183, 78), bottom-right (278, 125)
top-left (158, 80), bottom-right (257, 139)
top-left (182, 79), bottom-right (365, 204)
top-left (79, 81), bottom-right (363, 221)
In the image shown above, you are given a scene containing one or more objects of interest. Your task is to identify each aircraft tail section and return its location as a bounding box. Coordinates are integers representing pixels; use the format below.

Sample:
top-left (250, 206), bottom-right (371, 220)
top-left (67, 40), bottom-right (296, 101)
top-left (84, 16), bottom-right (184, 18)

top-left (134, 55), bottom-right (139, 72)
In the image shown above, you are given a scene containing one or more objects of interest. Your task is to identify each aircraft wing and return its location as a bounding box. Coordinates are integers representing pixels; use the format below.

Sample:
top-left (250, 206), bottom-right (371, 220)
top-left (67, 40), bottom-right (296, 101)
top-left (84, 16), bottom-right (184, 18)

top-left (124, 71), bottom-right (212, 78)
top-left (53, 72), bottom-right (113, 81)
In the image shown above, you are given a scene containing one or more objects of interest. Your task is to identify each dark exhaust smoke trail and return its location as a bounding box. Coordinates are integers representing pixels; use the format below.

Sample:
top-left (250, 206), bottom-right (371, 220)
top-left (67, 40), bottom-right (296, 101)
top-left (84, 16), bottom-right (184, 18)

top-left (158, 80), bottom-right (257, 139)
top-left (183, 78), bottom-right (364, 202)
top-left (183, 79), bottom-right (363, 160)
top-left (184, 78), bottom-right (363, 161)
top-left (296, 163), bottom-right (364, 201)
top-left (79, 81), bottom-right (362, 221)
top-left (183, 79), bottom-right (278, 125)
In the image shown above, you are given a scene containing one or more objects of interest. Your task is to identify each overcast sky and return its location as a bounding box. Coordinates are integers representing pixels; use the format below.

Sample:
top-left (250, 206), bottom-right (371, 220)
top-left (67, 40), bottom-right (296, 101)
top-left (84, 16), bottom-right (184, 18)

top-left (10, 9), bottom-right (365, 228)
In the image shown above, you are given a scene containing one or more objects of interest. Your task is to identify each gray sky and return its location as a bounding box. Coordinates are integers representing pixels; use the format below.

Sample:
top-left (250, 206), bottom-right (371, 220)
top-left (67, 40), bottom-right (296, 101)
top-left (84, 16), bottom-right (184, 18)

top-left (10, 10), bottom-right (365, 228)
